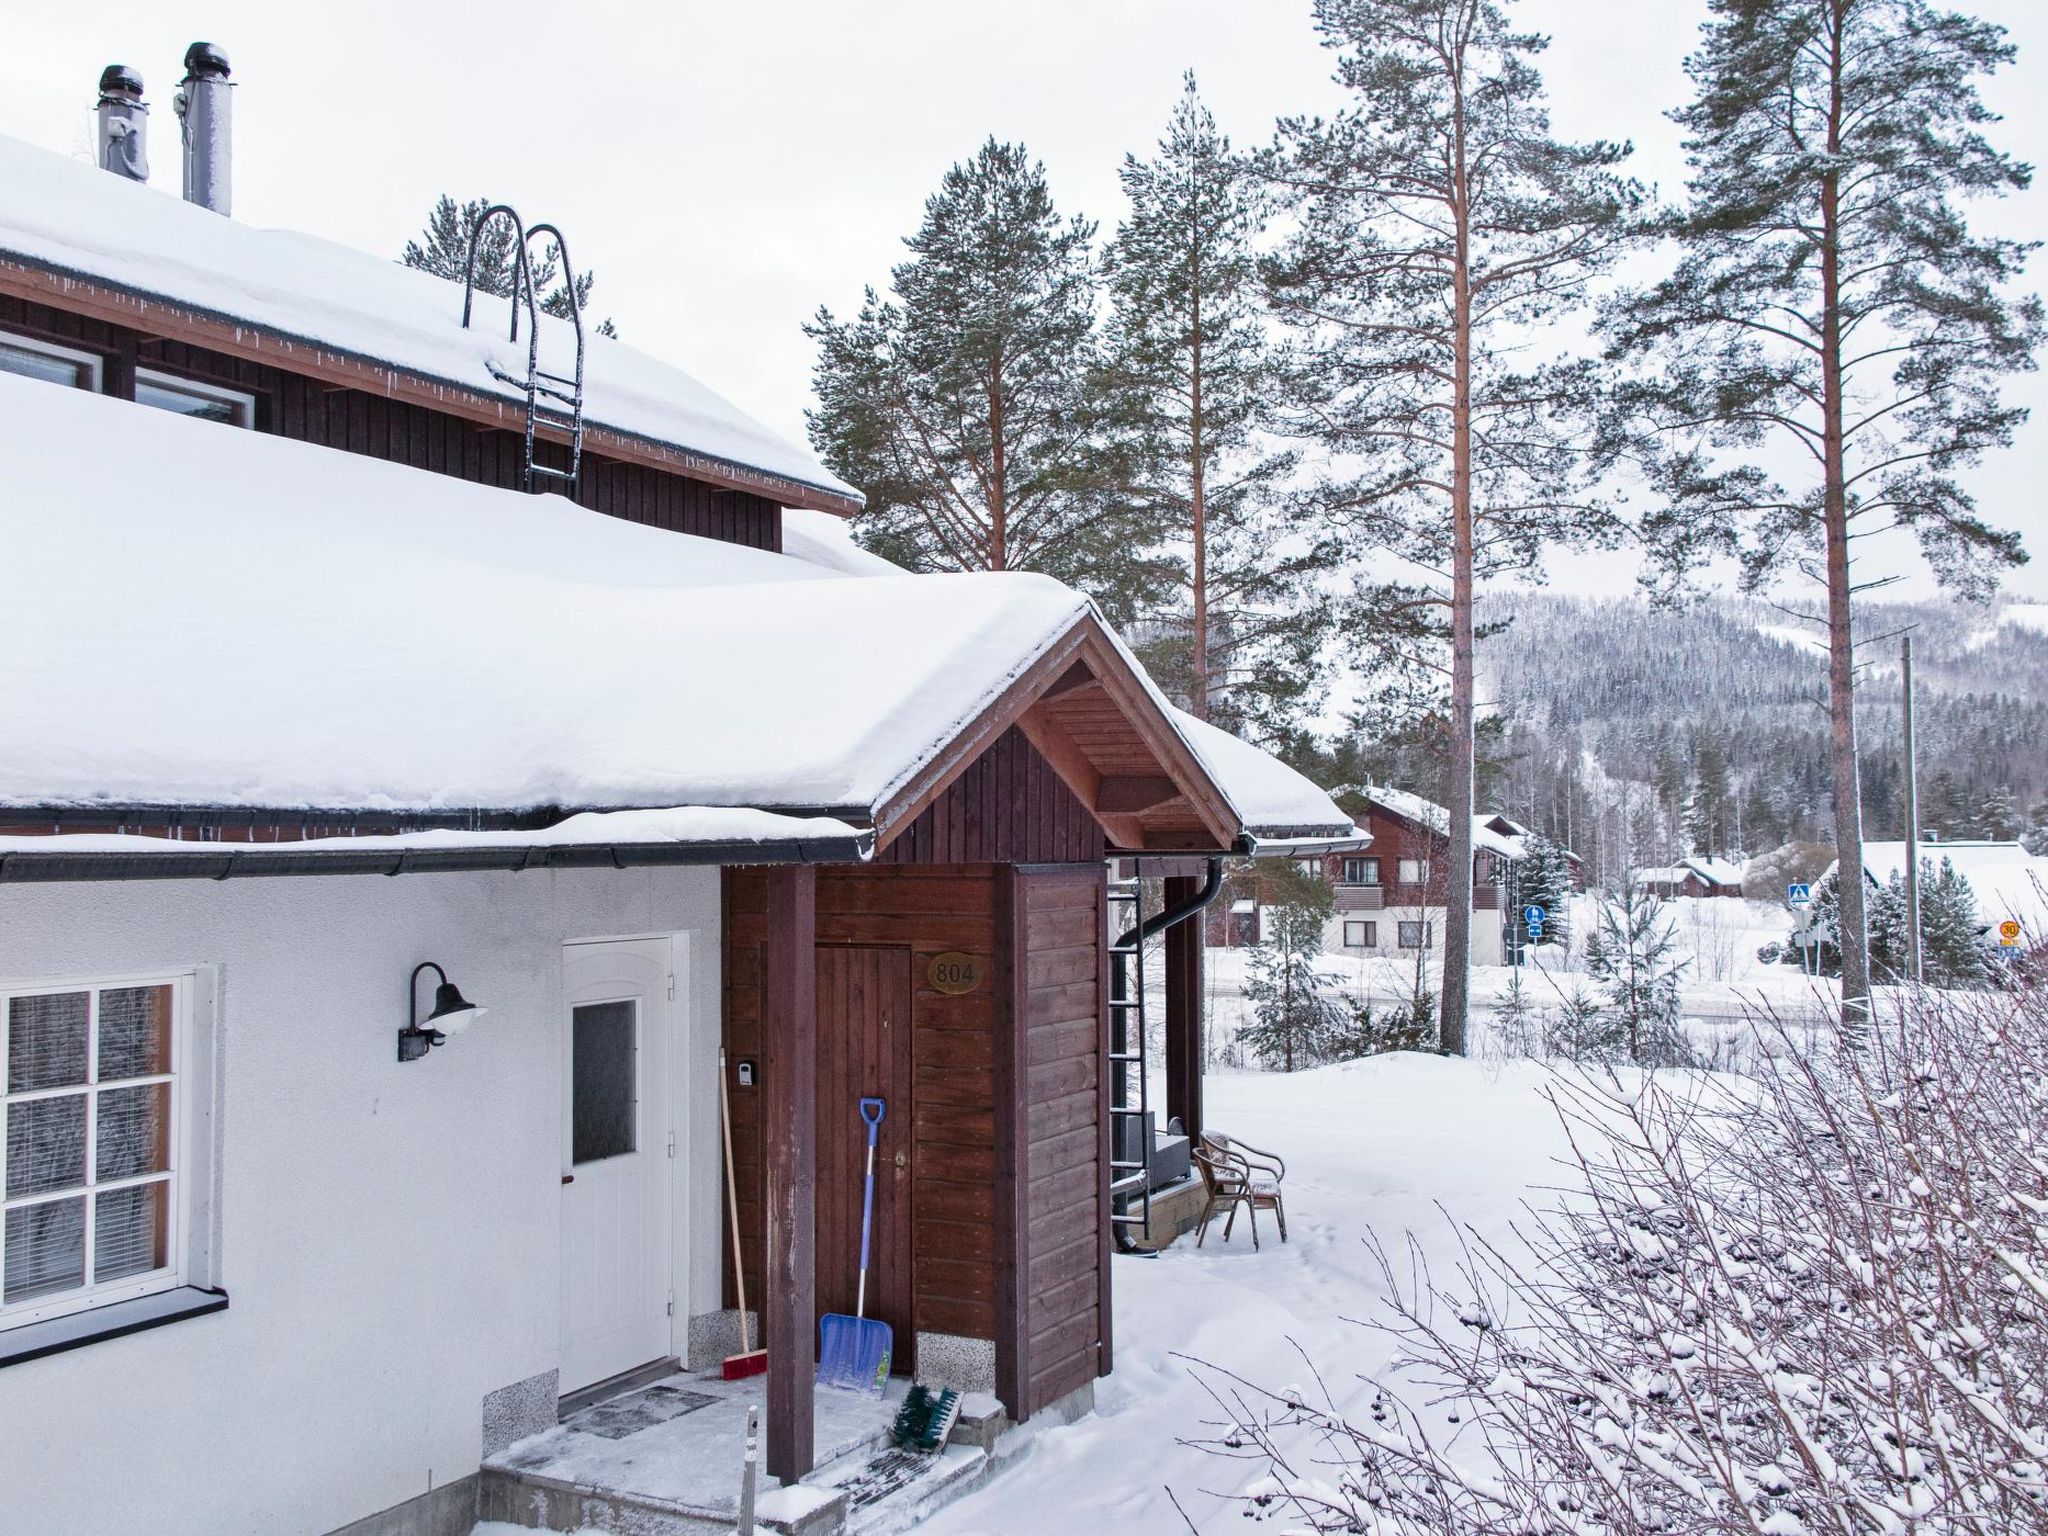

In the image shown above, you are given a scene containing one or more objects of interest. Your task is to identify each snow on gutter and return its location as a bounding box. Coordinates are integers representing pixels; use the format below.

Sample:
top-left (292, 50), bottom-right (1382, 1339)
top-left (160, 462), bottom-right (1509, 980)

top-left (0, 807), bottom-right (872, 883)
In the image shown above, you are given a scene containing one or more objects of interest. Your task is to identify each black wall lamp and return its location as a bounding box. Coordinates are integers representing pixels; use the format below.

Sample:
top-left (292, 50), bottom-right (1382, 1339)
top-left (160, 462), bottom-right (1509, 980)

top-left (399, 961), bottom-right (487, 1063)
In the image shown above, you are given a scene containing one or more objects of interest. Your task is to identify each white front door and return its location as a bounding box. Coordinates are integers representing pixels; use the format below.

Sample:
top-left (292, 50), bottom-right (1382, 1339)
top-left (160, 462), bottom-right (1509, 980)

top-left (560, 936), bottom-right (675, 1394)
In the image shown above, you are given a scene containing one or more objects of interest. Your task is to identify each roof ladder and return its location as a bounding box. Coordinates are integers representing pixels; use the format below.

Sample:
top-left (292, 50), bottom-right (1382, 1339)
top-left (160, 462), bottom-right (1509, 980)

top-left (1106, 869), bottom-right (1153, 1240)
top-left (458, 205), bottom-right (588, 495)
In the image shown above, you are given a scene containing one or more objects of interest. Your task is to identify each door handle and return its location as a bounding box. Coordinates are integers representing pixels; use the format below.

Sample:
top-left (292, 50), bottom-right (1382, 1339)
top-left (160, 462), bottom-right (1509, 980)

top-left (561, 1173), bottom-right (575, 1185)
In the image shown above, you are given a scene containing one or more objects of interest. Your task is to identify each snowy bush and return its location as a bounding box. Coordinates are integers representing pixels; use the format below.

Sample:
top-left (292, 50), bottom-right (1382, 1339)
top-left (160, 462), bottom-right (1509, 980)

top-left (1188, 979), bottom-right (2048, 1533)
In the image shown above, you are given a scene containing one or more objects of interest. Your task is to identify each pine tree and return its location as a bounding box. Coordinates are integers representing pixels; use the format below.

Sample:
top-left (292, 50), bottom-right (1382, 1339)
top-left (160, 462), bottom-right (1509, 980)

top-left (806, 141), bottom-right (1164, 623)
top-left (401, 194), bottom-right (617, 337)
top-left (1691, 736), bottom-right (1733, 855)
top-left (1920, 854), bottom-right (1988, 987)
top-left (1582, 885), bottom-right (1690, 1066)
top-left (1976, 784), bottom-right (2023, 840)
top-left (2025, 797), bottom-right (2048, 857)
top-left (1106, 75), bottom-right (1334, 737)
top-left (1240, 871), bottom-right (1343, 1071)
top-left (1605, 0), bottom-right (2042, 1030)
top-left (1514, 833), bottom-right (1576, 948)
top-left (1263, 0), bottom-right (1643, 1057)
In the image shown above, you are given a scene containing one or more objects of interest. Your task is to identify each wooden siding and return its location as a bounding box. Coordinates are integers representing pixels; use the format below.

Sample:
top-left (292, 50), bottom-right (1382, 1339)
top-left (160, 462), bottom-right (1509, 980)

top-left (1013, 863), bottom-right (1110, 1416)
top-left (724, 865), bottom-right (1005, 1351)
top-left (877, 726), bottom-right (1106, 867)
top-left (0, 294), bottom-right (780, 549)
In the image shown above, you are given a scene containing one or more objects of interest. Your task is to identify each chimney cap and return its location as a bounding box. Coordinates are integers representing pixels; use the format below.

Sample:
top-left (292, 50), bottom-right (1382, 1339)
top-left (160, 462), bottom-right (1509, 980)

top-left (98, 64), bottom-right (145, 100)
top-left (182, 41), bottom-right (230, 80)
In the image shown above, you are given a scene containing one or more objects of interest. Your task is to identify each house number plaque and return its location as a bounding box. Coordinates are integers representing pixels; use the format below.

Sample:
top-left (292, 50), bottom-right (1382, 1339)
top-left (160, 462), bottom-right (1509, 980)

top-left (927, 952), bottom-right (984, 995)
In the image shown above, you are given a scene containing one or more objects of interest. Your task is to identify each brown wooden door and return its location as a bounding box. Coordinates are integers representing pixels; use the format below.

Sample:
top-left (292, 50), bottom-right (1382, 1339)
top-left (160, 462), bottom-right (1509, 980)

top-left (814, 945), bottom-right (915, 1373)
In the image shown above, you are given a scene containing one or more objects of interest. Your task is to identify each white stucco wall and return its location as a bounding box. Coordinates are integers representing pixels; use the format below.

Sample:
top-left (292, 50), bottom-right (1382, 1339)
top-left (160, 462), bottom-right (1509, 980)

top-left (0, 865), bottom-right (724, 1536)
top-left (1324, 905), bottom-right (1506, 968)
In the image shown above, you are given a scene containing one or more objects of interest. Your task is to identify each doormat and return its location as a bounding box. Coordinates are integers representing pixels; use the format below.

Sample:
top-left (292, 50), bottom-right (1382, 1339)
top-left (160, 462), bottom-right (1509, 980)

top-left (564, 1383), bottom-right (722, 1441)
top-left (838, 1447), bottom-right (934, 1510)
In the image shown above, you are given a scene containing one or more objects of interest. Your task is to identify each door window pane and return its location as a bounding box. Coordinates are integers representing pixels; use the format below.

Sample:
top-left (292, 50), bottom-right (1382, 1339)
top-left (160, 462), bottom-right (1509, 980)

top-left (572, 1001), bottom-right (637, 1165)
top-left (8, 992), bottom-right (89, 1092)
top-left (98, 986), bottom-right (173, 1081)
top-left (8, 1095), bottom-right (87, 1197)
top-left (5, 1198), bottom-right (85, 1303)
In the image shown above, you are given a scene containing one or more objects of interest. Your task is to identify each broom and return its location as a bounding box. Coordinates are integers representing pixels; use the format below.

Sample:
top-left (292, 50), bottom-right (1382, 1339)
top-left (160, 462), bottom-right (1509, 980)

top-left (720, 1048), bottom-right (768, 1380)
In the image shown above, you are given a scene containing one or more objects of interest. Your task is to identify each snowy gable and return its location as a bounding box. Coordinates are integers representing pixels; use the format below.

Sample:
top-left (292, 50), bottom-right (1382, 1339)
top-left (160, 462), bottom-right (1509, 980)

top-left (0, 134), bottom-right (856, 510)
top-left (1356, 785), bottom-right (1522, 858)
top-left (0, 377), bottom-right (1082, 816)
top-left (1860, 841), bottom-right (2048, 933)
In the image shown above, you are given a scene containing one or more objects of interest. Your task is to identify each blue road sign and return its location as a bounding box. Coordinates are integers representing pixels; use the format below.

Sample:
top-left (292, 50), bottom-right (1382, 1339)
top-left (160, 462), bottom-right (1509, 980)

top-left (1522, 905), bottom-right (1548, 928)
top-left (1788, 883), bottom-right (1812, 908)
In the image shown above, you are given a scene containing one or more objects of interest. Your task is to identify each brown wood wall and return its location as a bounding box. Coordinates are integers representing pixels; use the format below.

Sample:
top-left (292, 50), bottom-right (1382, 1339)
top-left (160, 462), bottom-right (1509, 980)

top-left (724, 865), bottom-right (1006, 1351)
top-left (0, 294), bottom-right (780, 549)
top-left (1004, 864), bottom-right (1110, 1416)
top-left (878, 726), bottom-right (1105, 866)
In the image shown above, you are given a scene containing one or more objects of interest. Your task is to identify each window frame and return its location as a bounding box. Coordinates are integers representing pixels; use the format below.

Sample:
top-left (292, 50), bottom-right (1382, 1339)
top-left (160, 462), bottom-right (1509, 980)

top-left (1, 970), bottom-right (198, 1331)
top-left (1342, 920), bottom-right (1378, 949)
top-left (133, 367), bottom-right (257, 429)
top-left (1397, 857), bottom-right (1430, 886)
top-left (0, 329), bottom-right (104, 393)
top-left (1339, 857), bottom-right (1381, 887)
top-left (1397, 921), bottom-right (1434, 950)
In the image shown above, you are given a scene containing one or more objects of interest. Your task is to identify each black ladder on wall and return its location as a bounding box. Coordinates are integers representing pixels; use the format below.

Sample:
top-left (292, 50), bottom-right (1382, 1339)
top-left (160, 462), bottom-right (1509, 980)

top-left (459, 205), bottom-right (588, 495)
top-left (1106, 870), bottom-right (1152, 1237)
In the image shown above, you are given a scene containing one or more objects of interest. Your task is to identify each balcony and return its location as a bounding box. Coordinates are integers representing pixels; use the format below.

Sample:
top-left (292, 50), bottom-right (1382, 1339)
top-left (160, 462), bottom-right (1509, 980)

top-left (1334, 884), bottom-right (1385, 911)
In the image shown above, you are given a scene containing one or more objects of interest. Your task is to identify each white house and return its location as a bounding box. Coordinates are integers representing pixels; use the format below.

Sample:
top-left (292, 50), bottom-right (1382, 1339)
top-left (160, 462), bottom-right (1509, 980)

top-left (0, 113), bottom-right (1358, 1536)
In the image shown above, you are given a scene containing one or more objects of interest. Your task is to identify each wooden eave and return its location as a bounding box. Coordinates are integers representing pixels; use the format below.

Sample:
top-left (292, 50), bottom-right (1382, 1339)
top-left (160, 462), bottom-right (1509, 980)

top-left (869, 615), bottom-right (1243, 857)
top-left (0, 255), bottom-right (862, 516)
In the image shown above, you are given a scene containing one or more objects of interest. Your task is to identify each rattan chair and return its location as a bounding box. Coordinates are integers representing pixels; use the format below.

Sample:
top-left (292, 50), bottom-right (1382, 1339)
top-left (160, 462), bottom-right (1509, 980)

top-left (1192, 1131), bottom-right (1288, 1250)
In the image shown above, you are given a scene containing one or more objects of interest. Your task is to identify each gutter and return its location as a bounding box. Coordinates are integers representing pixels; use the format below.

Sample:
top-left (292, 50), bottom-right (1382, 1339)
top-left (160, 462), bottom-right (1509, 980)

top-left (0, 834), bottom-right (872, 883)
top-left (1117, 857), bottom-right (1226, 948)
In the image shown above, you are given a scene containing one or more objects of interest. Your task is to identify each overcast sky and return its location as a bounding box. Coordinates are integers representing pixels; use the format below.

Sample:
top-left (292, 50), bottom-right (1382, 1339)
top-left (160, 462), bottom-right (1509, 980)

top-left (5, 0), bottom-right (2043, 600)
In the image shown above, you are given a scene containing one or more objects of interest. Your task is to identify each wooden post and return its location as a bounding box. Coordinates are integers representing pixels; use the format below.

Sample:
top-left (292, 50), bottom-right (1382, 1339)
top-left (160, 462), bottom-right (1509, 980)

top-left (1163, 874), bottom-right (1205, 1144)
top-left (992, 865), bottom-right (1031, 1419)
top-left (762, 863), bottom-right (817, 1483)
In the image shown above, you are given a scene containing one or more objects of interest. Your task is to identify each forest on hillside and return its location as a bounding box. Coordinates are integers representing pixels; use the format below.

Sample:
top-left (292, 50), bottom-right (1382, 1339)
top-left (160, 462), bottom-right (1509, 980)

top-left (1315, 593), bottom-right (2048, 887)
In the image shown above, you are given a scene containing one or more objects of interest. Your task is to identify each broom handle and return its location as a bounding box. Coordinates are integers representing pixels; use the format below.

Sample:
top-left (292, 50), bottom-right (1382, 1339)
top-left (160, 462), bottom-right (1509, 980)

top-left (720, 1048), bottom-right (752, 1352)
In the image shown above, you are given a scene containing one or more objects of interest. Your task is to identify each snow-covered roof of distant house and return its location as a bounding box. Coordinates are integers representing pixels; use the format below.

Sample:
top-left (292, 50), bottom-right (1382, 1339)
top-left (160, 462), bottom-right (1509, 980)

top-left (1634, 866), bottom-right (1692, 885)
top-left (1858, 841), bottom-right (2048, 934)
top-left (0, 134), bottom-right (859, 513)
top-left (0, 377), bottom-right (1355, 856)
top-left (1684, 856), bottom-right (1744, 887)
top-left (1352, 785), bottom-right (1523, 858)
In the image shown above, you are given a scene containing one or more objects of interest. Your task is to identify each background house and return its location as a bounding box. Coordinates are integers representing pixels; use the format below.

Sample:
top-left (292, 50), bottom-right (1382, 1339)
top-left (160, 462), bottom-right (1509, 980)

top-left (1635, 855), bottom-right (1745, 899)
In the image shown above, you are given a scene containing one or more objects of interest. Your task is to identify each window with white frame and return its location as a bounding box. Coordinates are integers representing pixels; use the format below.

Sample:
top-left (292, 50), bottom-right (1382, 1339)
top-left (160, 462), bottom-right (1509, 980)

top-left (134, 368), bottom-right (255, 429)
top-left (2, 975), bottom-right (192, 1326)
top-left (1342, 920), bottom-right (1378, 948)
top-left (1397, 921), bottom-right (1433, 950)
top-left (1397, 857), bottom-right (1430, 885)
top-left (1340, 857), bottom-right (1380, 886)
top-left (0, 331), bottom-right (102, 393)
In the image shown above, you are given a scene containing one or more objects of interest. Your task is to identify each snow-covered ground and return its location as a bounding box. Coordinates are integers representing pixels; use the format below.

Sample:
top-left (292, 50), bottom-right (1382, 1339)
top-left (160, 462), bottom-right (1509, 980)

top-left (921, 1053), bottom-right (1601, 1535)
top-left (1186, 895), bottom-right (1835, 1073)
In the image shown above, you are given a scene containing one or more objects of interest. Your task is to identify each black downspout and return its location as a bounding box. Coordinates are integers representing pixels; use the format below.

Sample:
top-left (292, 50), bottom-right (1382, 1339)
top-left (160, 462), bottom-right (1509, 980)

top-left (1116, 856), bottom-right (1226, 949)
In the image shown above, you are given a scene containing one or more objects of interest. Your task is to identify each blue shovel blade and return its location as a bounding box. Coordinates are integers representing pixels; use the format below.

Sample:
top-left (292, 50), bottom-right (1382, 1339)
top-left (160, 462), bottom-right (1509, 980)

top-left (817, 1313), bottom-right (892, 1396)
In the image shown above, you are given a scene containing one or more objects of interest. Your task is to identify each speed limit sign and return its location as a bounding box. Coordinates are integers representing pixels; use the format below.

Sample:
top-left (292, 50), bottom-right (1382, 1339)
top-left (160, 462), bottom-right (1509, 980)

top-left (1999, 919), bottom-right (2023, 948)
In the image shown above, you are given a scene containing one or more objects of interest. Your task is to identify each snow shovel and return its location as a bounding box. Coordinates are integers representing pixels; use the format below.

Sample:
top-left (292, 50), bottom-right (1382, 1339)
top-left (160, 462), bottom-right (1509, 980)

top-left (817, 1096), bottom-right (892, 1395)
top-left (719, 1048), bottom-right (767, 1380)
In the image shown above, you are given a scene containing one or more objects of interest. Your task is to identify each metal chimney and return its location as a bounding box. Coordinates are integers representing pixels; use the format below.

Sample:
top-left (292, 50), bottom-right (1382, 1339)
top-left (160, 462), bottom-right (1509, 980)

top-left (175, 42), bottom-right (232, 215)
top-left (95, 65), bottom-right (149, 182)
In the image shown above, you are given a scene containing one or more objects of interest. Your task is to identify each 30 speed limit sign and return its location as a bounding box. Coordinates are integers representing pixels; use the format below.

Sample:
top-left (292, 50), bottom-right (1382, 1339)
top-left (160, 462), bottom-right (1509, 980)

top-left (2000, 919), bottom-right (2024, 948)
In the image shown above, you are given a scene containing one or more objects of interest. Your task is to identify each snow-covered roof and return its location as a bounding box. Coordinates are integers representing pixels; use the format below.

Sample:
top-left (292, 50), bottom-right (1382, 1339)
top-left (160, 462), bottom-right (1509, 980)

top-left (1634, 867), bottom-right (1692, 885)
top-left (1352, 785), bottom-right (1523, 858)
top-left (1169, 711), bottom-right (1366, 847)
top-left (0, 134), bottom-right (858, 511)
top-left (0, 376), bottom-right (1355, 852)
top-left (1859, 841), bottom-right (2048, 934)
top-left (1684, 855), bottom-right (1745, 887)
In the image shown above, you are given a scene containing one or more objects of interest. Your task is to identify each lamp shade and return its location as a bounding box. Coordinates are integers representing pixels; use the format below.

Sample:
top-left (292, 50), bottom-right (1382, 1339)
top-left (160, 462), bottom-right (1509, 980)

top-left (425, 980), bottom-right (486, 1035)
